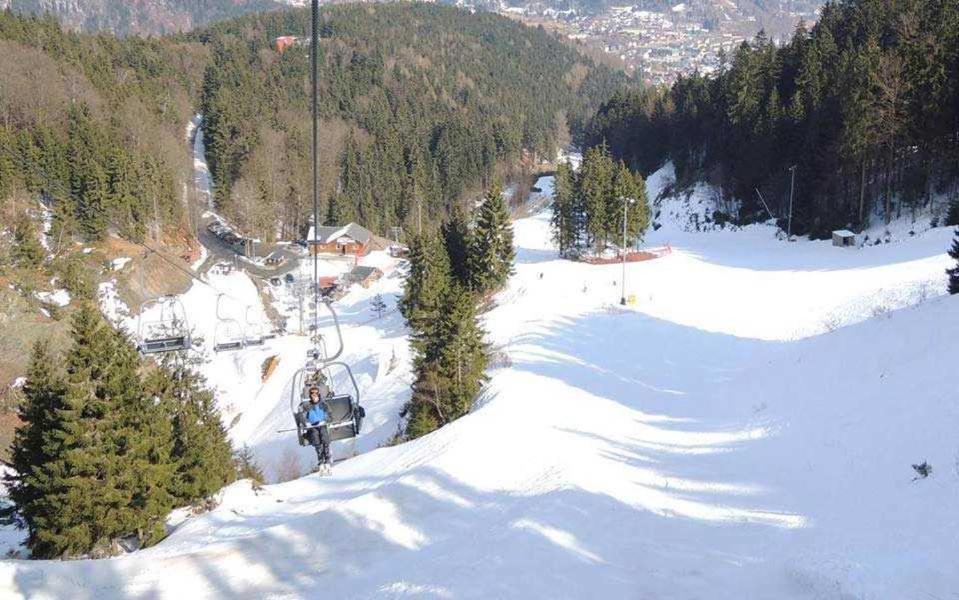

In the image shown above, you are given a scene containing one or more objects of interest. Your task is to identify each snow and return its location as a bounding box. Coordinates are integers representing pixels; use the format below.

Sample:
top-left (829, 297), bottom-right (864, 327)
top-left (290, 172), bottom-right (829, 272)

top-left (110, 257), bottom-right (132, 271)
top-left (34, 289), bottom-right (70, 308)
top-left (3, 168), bottom-right (957, 598)
top-left (187, 115), bottom-right (214, 210)
top-left (190, 244), bottom-right (208, 272)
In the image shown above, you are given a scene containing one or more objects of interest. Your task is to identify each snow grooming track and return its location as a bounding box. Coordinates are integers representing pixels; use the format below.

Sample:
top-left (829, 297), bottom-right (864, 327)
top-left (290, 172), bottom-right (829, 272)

top-left (2, 162), bottom-right (958, 598)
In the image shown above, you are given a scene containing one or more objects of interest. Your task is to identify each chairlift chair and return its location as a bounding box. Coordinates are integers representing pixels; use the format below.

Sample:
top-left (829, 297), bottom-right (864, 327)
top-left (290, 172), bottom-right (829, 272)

top-left (290, 357), bottom-right (365, 445)
top-left (243, 306), bottom-right (269, 346)
top-left (290, 299), bottom-right (365, 445)
top-left (137, 296), bottom-right (193, 355)
top-left (213, 294), bottom-right (245, 352)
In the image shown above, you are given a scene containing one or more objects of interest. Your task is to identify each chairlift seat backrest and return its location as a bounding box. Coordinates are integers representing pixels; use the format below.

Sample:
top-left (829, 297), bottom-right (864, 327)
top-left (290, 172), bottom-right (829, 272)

top-left (140, 335), bottom-right (190, 354)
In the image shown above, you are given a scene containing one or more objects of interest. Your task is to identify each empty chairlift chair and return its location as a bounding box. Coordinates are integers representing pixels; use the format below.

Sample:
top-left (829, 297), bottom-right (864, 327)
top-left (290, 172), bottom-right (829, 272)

top-left (213, 294), bottom-right (246, 352)
top-left (137, 296), bottom-right (193, 355)
top-left (243, 306), bottom-right (268, 347)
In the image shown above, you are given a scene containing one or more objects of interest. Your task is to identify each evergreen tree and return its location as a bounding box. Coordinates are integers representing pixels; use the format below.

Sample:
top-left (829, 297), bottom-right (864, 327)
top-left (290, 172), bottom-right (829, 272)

top-left (442, 209), bottom-right (473, 287)
top-left (948, 228), bottom-right (959, 295)
top-left (579, 144), bottom-right (614, 252)
top-left (12, 215), bottom-right (44, 268)
top-left (399, 233), bottom-right (451, 340)
top-left (550, 161), bottom-right (580, 257)
top-left (147, 366), bottom-right (235, 505)
top-left (3, 343), bottom-right (65, 541)
top-left (468, 186), bottom-right (515, 293)
top-left (946, 198), bottom-right (959, 227)
top-left (370, 293), bottom-right (387, 319)
top-left (6, 305), bottom-right (176, 558)
top-left (404, 283), bottom-right (487, 440)
top-left (608, 161), bottom-right (651, 249)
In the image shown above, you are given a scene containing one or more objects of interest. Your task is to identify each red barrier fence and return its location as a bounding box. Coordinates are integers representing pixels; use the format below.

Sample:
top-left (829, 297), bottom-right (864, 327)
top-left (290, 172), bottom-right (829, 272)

top-left (581, 244), bottom-right (672, 265)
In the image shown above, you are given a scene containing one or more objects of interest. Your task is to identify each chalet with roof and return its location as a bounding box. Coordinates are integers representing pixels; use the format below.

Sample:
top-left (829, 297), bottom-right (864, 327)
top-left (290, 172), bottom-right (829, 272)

top-left (306, 223), bottom-right (374, 256)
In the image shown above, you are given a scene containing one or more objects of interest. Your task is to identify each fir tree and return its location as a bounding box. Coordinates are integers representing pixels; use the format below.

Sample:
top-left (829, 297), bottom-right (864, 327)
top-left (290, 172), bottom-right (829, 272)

top-left (7, 305), bottom-right (177, 558)
top-left (550, 161), bottom-right (580, 257)
top-left (399, 233), bottom-right (451, 340)
top-left (147, 366), bottom-right (235, 505)
top-left (579, 144), bottom-right (614, 252)
top-left (948, 228), bottom-right (959, 295)
top-left (468, 186), bottom-right (515, 293)
top-left (12, 215), bottom-right (44, 268)
top-left (442, 209), bottom-right (473, 287)
top-left (946, 198), bottom-right (959, 227)
top-left (608, 161), bottom-right (651, 249)
top-left (404, 283), bottom-right (487, 439)
top-left (3, 343), bottom-right (65, 541)
top-left (370, 293), bottom-right (387, 319)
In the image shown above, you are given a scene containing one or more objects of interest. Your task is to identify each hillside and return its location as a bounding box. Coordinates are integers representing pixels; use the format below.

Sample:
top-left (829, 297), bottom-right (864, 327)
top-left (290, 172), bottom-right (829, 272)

top-left (195, 2), bottom-right (628, 240)
top-left (1, 164), bottom-right (955, 597)
top-left (0, 0), bottom-right (294, 36)
top-left (587, 0), bottom-right (959, 237)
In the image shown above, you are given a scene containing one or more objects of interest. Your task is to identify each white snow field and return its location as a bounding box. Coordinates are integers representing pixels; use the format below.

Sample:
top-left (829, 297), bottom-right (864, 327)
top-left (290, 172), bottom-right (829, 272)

top-left (2, 167), bottom-right (958, 598)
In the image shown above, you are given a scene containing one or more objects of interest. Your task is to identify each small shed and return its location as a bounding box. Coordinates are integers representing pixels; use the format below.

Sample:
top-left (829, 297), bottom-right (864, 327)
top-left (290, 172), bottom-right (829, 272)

top-left (347, 266), bottom-right (383, 288)
top-left (832, 230), bottom-right (857, 247)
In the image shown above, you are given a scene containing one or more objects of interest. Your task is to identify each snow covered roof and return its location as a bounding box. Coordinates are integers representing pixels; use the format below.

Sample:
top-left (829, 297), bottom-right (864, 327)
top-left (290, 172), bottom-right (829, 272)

top-left (306, 223), bottom-right (373, 245)
top-left (833, 230), bottom-right (857, 237)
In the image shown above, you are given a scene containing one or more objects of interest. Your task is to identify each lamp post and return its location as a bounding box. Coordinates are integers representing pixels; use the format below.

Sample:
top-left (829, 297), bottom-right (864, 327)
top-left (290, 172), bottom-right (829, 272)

top-left (620, 196), bottom-right (635, 305)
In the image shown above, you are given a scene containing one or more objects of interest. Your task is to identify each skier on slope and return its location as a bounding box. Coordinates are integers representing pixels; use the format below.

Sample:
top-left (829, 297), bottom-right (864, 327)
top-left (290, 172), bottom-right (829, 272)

top-left (299, 385), bottom-right (332, 473)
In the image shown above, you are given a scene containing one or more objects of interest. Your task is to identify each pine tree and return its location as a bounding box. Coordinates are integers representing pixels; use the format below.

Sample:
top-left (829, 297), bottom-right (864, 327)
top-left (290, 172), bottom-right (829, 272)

top-left (432, 283), bottom-right (487, 419)
top-left (946, 198), bottom-right (959, 227)
top-left (147, 365), bottom-right (235, 505)
top-left (948, 228), bottom-right (959, 295)
top-left (468, 186), bottom-right (515, 293)
top-left (579, 144), bottom-right (614, 253)
top-left (12, 214), bottom-right (44, 268)
top-left (550, 161), bottom-right (580, 257)
top-left (608, 161), bottom-right (651, 249)
top-left (370, 293), bottom-right (387, 319)
top-left (442, 209), bottom-right (473, 287)
top-left (404, 283), bottom-right (487, 440)
top-left (399, 233), bottom-right (451, 341)
top-left (3, 343), bottom-right (65, 543)
top-left (7, 305), bottom-right (177, 558)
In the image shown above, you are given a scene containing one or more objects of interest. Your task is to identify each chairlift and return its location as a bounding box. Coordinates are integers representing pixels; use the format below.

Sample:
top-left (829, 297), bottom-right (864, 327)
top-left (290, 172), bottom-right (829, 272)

top-left (213, 294), bottom-right (245, 352)
top-left (243, 306), bottom-right (267, 347)
top-left (289, 300), bottom-right (365, 445)
top-left (137, 296), bottom-right (193, 355)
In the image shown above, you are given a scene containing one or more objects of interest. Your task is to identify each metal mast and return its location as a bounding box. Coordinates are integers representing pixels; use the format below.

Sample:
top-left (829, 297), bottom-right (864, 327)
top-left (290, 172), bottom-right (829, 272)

top-left (311, 0), bottom-right (320, 342)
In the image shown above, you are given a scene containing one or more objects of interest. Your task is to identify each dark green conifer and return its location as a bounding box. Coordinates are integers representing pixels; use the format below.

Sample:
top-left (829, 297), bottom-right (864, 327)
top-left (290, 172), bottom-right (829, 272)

top-left (468, 186), bottom-right (515, 293)
top-left (12, 215), bottom-right (44, 268)
top-left (148, 366), bottom-right (235, 505)
top-left (947, 229), bottom-right (959, 295)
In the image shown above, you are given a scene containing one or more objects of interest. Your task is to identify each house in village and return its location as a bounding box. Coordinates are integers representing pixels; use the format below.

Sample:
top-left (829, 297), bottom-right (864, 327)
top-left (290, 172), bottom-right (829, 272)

top-left (306, 223), bottom-right (375, 257)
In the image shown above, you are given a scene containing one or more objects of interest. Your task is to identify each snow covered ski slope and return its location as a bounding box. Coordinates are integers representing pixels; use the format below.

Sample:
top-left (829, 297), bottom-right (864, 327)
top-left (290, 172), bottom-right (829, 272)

top-left (2, 173), bottom-right (958, 598)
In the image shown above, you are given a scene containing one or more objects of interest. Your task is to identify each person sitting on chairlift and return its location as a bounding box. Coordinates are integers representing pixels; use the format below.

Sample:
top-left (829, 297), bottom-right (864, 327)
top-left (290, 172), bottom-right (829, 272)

top-left (301, 385), bottom-right (332, 468)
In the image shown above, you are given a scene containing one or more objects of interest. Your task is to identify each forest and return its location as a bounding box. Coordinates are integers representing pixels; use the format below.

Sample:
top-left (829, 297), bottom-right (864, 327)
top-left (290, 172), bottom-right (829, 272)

top-left (194, 3), bottom-right (627, 242)
top-left (0, 10), bottom-right (205, 247)
top-left (586, 0), bottom-right (959, 238)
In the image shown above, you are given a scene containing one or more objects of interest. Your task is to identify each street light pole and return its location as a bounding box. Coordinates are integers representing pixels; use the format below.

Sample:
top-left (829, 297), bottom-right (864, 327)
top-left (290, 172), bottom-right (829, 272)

top-left (620, 196), bottom-right (634, 305)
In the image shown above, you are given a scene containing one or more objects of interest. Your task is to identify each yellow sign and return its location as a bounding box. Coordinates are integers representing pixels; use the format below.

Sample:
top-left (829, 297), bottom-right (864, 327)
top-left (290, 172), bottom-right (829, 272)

top-left (627, 294), bottom-right (637, 306)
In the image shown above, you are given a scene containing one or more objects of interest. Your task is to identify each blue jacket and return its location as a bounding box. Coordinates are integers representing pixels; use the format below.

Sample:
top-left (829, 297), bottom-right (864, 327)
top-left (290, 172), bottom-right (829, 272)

top-left (304, 402), bottom-right (327, 425)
